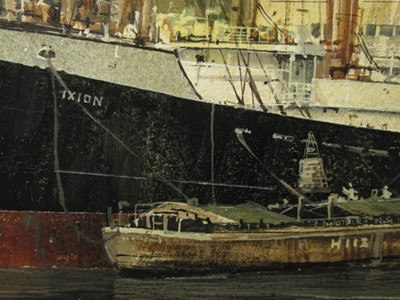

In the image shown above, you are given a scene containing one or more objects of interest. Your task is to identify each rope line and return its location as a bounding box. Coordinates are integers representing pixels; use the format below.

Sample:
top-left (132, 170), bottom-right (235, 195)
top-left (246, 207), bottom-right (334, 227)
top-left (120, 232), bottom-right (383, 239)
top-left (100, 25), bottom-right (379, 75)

top-left (210, 104), bottom-right (217, 204)
top-left (56, 169), bottom-right (275, 191)
top-left (235, 128), bottom-right (313, 204)
top-left (47, 58), bottom-right (189, 200)
top-left (51, 70), bottom-right (104, 245)
top-left (47, 58), bottom-right (190, 200)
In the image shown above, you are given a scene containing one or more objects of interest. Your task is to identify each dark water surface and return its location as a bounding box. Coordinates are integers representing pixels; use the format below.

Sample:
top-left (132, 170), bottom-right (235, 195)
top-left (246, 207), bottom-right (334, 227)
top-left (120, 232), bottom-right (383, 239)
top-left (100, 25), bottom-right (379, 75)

top-left (1, 265), bottom-right (400, 300)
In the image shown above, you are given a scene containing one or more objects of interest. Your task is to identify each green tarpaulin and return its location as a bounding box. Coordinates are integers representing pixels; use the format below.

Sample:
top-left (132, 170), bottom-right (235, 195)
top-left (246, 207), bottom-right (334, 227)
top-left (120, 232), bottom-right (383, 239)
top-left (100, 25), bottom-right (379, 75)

top-left (201, 202), bottom-right (299, 225)
top-left (336, 198), bottom-right (400, 216)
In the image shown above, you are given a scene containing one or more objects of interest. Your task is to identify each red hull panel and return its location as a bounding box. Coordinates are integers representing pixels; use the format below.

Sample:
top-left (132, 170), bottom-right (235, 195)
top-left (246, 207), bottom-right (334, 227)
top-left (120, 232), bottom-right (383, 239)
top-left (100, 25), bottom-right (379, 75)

top-left (0, 211), bottom-right (113, 268)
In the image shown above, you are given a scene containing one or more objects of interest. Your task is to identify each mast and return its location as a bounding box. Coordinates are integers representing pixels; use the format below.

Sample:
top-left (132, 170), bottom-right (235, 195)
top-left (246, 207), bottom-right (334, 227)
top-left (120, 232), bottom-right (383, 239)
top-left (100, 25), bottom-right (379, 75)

top-left (241, 0), bottom-right (258, 27)
top-left (140, 0), bottom-right (152, 40)
top-left (249, 0), bottom-right (258, 28)
top-left (327, 0), bottom-right (360, 79)
top-left (229, 0), bottom-right (240, 26)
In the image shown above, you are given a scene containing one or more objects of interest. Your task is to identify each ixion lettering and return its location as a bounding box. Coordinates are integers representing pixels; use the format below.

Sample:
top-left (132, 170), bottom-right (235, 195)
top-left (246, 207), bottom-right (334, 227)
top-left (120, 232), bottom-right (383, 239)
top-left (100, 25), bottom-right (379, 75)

top-left (61, 90), bottom-right (103, 107)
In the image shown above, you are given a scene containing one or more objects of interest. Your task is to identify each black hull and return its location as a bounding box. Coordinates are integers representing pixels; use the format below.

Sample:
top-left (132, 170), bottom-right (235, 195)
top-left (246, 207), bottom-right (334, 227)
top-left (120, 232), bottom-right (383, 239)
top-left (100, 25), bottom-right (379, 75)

top-left (1, 60), bottom-right (400, 213)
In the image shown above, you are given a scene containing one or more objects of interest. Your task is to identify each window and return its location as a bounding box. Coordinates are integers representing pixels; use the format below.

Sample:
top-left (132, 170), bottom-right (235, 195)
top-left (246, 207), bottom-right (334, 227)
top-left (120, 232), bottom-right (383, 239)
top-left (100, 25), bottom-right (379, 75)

top-left (380, 25), bottom-right (394, 37)
top-left (365, 24), bottom-right (376, 37)
top-left (311, 23), bottom-right (321, 38)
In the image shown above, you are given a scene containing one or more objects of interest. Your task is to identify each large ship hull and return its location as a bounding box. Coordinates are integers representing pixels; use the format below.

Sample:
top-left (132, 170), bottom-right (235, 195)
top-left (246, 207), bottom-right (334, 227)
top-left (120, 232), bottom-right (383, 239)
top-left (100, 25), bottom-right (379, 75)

top-left (1, 24), bottom-right (400, 268)
top-left (3, 58), bottom-right (400, 211)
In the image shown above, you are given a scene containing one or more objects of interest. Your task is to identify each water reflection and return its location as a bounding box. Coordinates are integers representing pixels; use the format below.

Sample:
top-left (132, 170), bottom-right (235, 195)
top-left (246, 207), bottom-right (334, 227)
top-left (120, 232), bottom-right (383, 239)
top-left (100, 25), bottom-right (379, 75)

top-left (0, 268), bottom-right (115, 299)
top-left (1, 265), bottom-right (400, 299)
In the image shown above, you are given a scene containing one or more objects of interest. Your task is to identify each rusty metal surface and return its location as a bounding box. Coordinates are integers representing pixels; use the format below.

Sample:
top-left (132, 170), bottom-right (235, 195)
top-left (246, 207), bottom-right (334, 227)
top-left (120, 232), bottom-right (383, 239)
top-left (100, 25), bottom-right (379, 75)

top-left (103, 225), bottom-right (400, 273)
top-left (0, 211), bottom-right (114, 268)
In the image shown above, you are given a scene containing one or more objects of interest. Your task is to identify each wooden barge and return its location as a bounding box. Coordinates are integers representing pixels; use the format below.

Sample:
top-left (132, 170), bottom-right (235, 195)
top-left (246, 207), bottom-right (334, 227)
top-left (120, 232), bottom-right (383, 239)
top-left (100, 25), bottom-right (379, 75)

top-left (102, 202), bottom-right (400, 275)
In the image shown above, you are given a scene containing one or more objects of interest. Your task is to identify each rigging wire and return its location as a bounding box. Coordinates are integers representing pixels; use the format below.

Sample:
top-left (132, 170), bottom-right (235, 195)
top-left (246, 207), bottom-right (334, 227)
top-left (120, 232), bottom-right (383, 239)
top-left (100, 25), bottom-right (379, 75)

top-left (234, 128), bottom-right (314, 205)
top-left (55, 169), bottom-right (275, 190)
top-left (217, 0), bottom-right (228, 20)
top-left (194, 0), bottom-right (206, 18)
top-left (254, 52), bottom-right (286, 115)
top-left (51, 70), bottom-right (104, 245)
top-left (238, 50), bottom-right (268, 112)
top-left (47, 59), bottom-right (190, 201)
top-left (219, 48), bottom-right (244, 104)
top-left (355, 32), bottom-right (381, 71)
top-left (210, 104), bottom-right (217, 204)
top-left (236, 49), bottom-right (245, 100)
top-left (257, 3), bottom-right (287, 39)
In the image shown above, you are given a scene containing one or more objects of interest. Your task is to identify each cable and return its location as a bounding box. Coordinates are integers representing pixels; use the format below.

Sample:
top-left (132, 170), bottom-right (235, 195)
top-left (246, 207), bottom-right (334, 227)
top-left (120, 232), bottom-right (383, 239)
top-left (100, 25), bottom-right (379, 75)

top-left (235, 128), bottom-right (314, 205)
top-left (210, 104), bottom-right (216, 204)
top-left (51, 70), bottom-right (104, 245)
top-left (47, 58), bottom-right (190, 201)
top-left (55, 169), bottom-right (275, 191)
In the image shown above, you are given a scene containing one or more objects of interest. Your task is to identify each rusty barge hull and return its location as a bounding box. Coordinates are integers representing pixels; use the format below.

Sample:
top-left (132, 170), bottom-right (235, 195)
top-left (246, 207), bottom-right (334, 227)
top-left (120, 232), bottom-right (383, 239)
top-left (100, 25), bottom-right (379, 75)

top-left (103, 225), bottom-right (400, 275)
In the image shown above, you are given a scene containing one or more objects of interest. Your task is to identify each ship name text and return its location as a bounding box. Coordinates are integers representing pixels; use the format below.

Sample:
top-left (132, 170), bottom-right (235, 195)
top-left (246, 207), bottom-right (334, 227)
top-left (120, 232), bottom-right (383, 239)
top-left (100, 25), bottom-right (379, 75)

top-left (61, 90), bottom-right (103, 107)
top-left (305, 215), bottom-right (397, 228)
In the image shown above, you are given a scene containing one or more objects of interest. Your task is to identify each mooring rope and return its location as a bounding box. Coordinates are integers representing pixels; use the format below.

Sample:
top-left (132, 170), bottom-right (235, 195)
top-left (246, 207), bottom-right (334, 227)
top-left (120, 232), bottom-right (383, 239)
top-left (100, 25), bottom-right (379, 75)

top-left (47, 59), bottom-right (190, 201)
top-left (234, 128), bottom-right (313, 204)
top-left (210, 104), bottom-right (216, 204)
top-left (51, 70), bottom-right (104, 245)
top-left (55, 169), bottom-right (274, 191)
